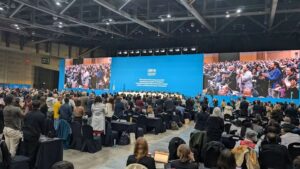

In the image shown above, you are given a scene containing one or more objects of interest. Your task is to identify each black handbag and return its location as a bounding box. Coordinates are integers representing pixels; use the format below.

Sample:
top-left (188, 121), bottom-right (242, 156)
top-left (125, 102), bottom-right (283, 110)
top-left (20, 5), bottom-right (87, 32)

top-left (118, 131), bottom-right (130, 145)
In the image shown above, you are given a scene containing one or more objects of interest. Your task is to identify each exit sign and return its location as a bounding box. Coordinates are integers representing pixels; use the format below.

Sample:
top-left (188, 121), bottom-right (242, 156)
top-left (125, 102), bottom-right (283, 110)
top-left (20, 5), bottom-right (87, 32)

top-left (41, 57), bottom-right (50, 64)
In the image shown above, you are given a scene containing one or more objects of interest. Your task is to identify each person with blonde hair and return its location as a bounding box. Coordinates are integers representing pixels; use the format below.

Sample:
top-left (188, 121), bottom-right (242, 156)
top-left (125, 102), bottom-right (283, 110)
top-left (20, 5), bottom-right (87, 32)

top-left (170, 144), bottom-right (198, 169)
top-left (126, 137), bottom-right (156, 169)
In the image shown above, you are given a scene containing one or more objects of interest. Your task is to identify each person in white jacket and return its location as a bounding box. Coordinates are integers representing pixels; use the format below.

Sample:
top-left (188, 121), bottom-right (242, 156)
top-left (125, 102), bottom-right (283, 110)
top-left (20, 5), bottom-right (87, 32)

top-left (91, 96), bottom-right (106, 133)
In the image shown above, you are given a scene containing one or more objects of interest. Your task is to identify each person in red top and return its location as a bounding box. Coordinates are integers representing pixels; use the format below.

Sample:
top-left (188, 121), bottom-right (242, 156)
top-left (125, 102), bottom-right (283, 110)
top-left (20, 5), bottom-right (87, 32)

top-left (239, 130), bottom-right (258, 149)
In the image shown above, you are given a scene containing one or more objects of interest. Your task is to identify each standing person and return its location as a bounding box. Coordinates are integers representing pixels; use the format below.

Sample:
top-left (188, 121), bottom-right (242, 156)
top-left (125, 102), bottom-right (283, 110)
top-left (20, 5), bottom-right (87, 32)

top-left (240, 97), bottom-right (249, 117)
top-left (3, 94), bottom-right (25, 157)
top-left (73, 100), bottom-right (85, 124)
top-left (91, 96), bottom-right (106, 135)
top-left (206, 107), bottom-right (224, 142)
top-left (22, 100), bottom-right (46, 168)
top-left (194, 107), bottom-right (209, 131)
top-left (59, 98), bottom-right (73, 123)
top-left (286, 77), bottom-right (299, 99)
top-left (262, 62), bottom-right (282, 89)
top-left (105, 97), bottom-right (114, 121)
top-left (238, 65), bottom-right (253, 94)
top-left (114, 96), bottom-right (124, 118)
top-left (53, 96), bottom-right (62, 129)
top-left (126, 138), bottom-right (156, 169)
top-left (46, 93), bottom-right (57, 117)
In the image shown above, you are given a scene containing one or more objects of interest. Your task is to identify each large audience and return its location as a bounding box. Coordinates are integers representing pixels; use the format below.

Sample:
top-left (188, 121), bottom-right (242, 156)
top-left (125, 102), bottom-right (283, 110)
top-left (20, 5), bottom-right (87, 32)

top-left (203, 57), bottom-right (300, 99)
top-left (0, 88), bottom-right (300, 169)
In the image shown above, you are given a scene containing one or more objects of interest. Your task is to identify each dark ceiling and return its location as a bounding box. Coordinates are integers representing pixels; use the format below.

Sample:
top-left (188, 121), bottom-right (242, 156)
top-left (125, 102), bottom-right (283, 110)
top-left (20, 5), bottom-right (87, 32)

top-left (0, 0), bottom-right (300, 55)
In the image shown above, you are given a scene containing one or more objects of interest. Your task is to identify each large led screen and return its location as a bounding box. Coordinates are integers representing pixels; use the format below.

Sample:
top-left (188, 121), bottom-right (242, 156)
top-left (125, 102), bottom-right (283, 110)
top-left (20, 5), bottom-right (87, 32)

top-left (110, 54), bottom-right (203, 96)
top-left (203, 50), bottom-right (300, 99)
top-left (64, 58), bottom-right (111, 89)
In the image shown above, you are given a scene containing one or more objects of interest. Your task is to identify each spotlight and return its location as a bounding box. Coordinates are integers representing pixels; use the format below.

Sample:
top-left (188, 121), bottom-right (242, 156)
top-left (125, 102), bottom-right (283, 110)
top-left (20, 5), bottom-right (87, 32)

top-left (117, 51), bottom-right (122, 56)
top-left (191, 47), bottom-right (197, 51)
top-left (183, 47), bottom-right (188, 52)
top-left (108, 18), bottom-right (113, 22)
top-left (58, 21), bottom-right (63, 25)
top-left (135, 50), bottom-right (140, 54)
top-left (167, 14), bottom-right (171, 18)
top-left (123, 51), bottom-right (128, 55)
top-left (160, 48), bottom-right (166, 54)
top-left (174, 48), bottom-right (181, 54)
top-left (148, 49), bottom-right (153, 55)
top-left (16, 27), bottom-right (20, 30)
top-left (154, 49), bottom-right (160, 55)
top-left (129, 50), bottom-right (134, 55)
top-left (0, 7), bottom-right (4, 11)
top-left (55, 1), bottom-right (61, 6)
top-left (105, 22), bottom-right (110, 25)
top-left (160, 18), bottom-right (165, 22)
top-left (58, 24), bottom-right (63, 28)
top-left (236, 8), bottom-right (242, 13)
top-left (226, 14), bottom-right (230, 18)
top-left (142, 49), bottom-right (147, 54)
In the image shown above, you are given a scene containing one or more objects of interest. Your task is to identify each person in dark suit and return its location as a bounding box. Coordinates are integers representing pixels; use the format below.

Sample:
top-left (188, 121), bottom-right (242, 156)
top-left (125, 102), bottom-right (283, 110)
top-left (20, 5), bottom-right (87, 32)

top-left (22, 100), bottom-right (46, 168)
top-left (127, 138), bottom-right (156, 169)
top-left (194, 109), bottom-right (209, 131)
top-left (239, 97), bottom-right (249, 117)
top-left (114, 96), bottom-right (124, 118)
top-left (206, 107), bottom-right (224, 142)
top-left (170, 144), bottom-right (198, 169)
top-left (59, 98), bottom-right (73, 123)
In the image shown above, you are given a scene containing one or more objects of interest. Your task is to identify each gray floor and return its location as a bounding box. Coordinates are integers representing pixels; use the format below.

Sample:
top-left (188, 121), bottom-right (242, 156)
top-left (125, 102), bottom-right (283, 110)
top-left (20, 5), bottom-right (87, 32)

top-left (63, 122), bottom-right (195, 169)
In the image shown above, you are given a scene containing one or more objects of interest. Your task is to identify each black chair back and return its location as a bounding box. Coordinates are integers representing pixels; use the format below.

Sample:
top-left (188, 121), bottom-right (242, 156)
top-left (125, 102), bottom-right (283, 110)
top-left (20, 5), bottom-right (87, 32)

top-left (224, 123), bottom-right (231, 134)
top-left (82, 125), bottom-right (94, 140)
top-left (0, 140), bottom-right (11, 169)
top-left (168, 137), bottom-right (186, 161)
top-left (288, 142), bottom-right (300, 161)
top-left (259, 149), bottom-right (287, 169)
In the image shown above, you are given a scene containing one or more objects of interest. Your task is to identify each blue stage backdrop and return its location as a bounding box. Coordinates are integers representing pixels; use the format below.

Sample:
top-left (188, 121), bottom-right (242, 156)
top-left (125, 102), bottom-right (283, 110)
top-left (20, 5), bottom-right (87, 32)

top-left (110, 54), bottom-right (204, 96)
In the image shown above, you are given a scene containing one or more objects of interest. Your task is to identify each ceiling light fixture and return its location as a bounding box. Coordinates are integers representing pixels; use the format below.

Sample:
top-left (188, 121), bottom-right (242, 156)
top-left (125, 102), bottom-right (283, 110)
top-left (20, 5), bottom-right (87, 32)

top-left (0, 7), bottom-right (4, 11)
top-left (236, 8), bottom-right (242, 13)
top-left (226, 14), bottom-right (230, 18)
top-left (167, 14), bottom-right (171, 18)
top-left (160, 18), bottom-right (165, 22)
top-left (55, 1), bottom-right (61, 6)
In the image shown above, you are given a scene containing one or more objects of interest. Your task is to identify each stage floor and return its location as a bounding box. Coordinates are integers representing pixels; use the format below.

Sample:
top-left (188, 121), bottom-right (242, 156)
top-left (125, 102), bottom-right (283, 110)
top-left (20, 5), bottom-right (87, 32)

top-left (63, 122), bottom-right (194, 169)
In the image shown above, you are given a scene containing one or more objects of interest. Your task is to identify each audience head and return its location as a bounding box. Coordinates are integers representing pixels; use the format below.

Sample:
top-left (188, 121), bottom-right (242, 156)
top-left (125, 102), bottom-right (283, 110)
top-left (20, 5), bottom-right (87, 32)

top-left (245, 130), bottom-right (258, 142)
top-left (94, 96), bottom-right (102, 103)
top-left (294, 156), bottom-right (300, 169)
top-left (51, 161), bottom-right (74, 169)
top-left (212, 107), bottom-right (222, 118)
top-left (4, 94), bottom-right (14, 105)
top-left (217, 149), bottom-right (236, 169)
top-left (32, 100), bottom-right (41, 110)
top-left (134, 137), bottom-right (149, 160)
top-left (266, 132), bottom-right (279, 144)
top-left (64, 98), bottom-right (69, 104)
top-left (177, 144), bottom-right (193, 163)
top-left (281, 123), bottom-right (295, 134)
top-left (75, 99), bottom-right (81, 107)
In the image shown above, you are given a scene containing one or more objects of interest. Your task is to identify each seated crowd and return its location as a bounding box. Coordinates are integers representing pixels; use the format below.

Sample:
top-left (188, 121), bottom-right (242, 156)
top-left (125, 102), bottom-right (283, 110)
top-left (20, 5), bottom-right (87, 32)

top-left (126, 96), bottom-right (300, 169)
top-left (0, 87), bottom-right (300, 169)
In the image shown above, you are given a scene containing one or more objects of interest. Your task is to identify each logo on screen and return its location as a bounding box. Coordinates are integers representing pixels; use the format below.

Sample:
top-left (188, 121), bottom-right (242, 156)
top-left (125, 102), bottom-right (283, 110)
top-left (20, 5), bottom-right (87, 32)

top-left (147, 69), bottom-right (156, 76)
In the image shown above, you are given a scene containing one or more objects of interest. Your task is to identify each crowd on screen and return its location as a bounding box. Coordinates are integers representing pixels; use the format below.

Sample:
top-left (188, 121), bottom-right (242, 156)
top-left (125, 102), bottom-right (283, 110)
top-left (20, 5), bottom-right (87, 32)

top-left (204, 57), bottom-right (300, 99)
top-left (0, 87), bottom-right (300, 169)
top-left (64, 63), bottom-right (110, 89)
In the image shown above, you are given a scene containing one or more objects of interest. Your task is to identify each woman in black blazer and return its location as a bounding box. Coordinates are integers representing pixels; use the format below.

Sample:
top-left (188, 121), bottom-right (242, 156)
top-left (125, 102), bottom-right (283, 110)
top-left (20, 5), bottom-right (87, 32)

top-left (170, 144), bottom-right (198, 169)
top-left (126, 137), bottom-right (156, 169)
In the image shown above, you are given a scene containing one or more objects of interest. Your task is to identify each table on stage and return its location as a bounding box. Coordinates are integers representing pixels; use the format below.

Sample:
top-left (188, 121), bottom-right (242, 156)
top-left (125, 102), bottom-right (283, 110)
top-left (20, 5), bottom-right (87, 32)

top-left (35, 137), bottom-right (63, 169)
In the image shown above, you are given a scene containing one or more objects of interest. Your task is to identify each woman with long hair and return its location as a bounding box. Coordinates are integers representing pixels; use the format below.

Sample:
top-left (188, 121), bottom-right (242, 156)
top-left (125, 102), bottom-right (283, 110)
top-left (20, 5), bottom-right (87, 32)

top-left (126, 137), bottom-right (156, 169)
top-left (170, 144), bottom-right (198, 169)
top-left (217, 149), bottom-right (237, 169)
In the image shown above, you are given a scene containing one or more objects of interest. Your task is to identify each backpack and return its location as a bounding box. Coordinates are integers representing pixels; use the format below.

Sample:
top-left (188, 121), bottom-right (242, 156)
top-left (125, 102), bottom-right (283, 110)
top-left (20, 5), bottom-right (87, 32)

top-left (170, 121), bottom-right (179, 130)
top-left (168, 137), bottom-right (186, 161)
top-left (118, 132), bottom-right (130, 145)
